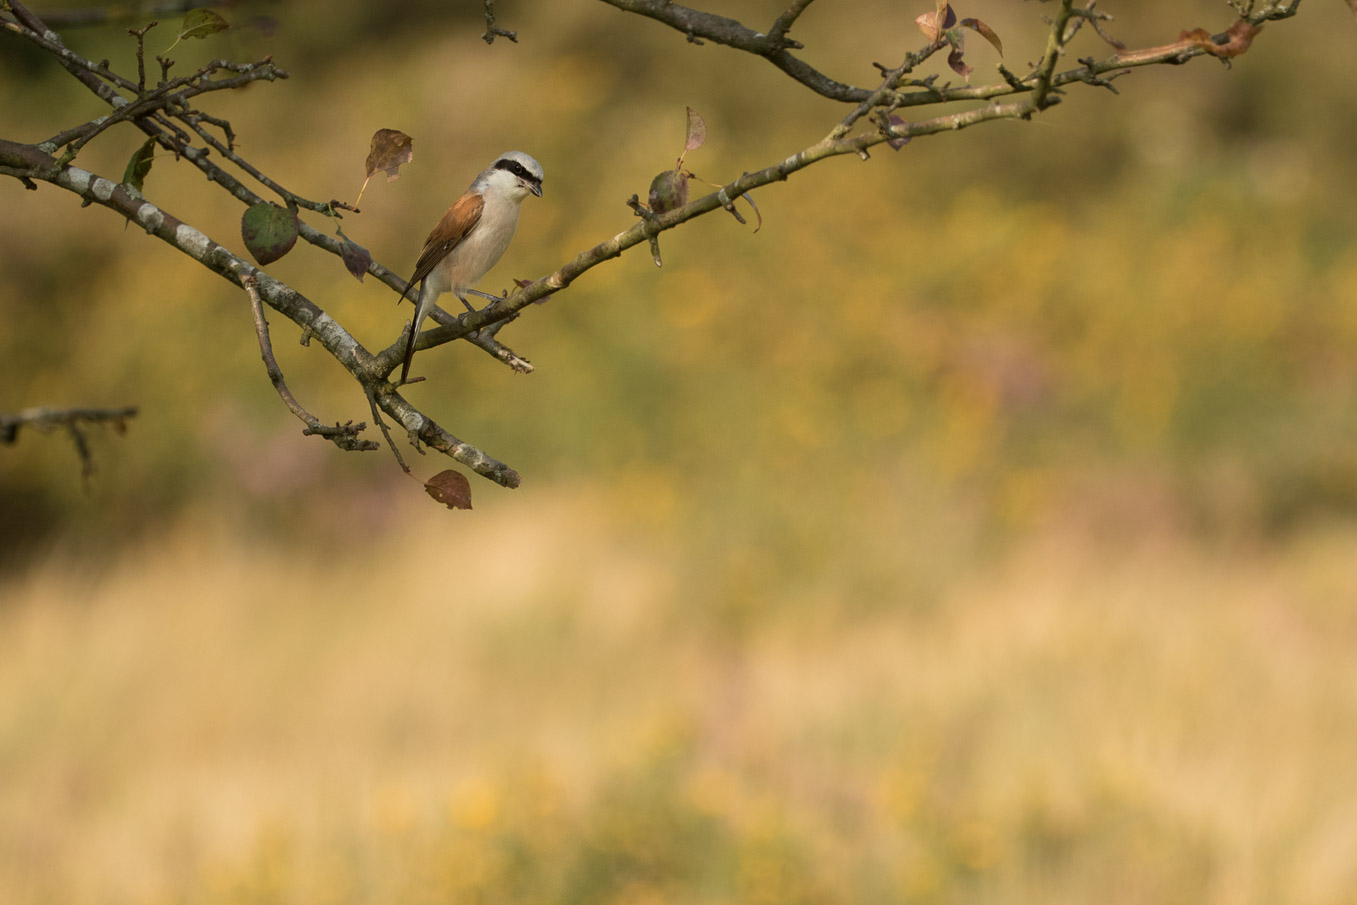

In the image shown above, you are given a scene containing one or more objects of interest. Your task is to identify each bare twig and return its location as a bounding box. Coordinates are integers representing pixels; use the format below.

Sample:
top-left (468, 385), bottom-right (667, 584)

top-left (482, 0), bottom-right (517, 44)
top-left (1031, 0), bottom-right (1078, 111)
top-left (365, 386), bottom-right (411, 473)
top-left (240, 268), bottom-right (378, 452)
top-left (185, 117), bottom-right (356, 216)
top-left (128, 20), bottom-right (155, 93)
top-left (767, 0), bottom-right (815, 48)
top-left (596, 0), bottom-right (872, 102)
top-left (1, 405), bottom-right (138, 482)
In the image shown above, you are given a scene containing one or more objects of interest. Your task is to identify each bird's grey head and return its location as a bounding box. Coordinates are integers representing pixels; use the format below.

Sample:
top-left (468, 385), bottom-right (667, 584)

top-left (481, 150), bottom-right (544, 201)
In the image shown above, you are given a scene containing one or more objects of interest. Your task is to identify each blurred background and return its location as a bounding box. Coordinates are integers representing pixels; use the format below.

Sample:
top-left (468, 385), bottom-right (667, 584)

top-left (3, 1), bottom-right (1357, 902)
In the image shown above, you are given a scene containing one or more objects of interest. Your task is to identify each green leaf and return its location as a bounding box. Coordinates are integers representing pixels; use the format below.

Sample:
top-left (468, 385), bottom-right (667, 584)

top-left (121, 138), bottom-right (157, 192)
top-left (179, 8), bottom-right (229, 41)
top-left (241, 202), bottom-right (299, 266)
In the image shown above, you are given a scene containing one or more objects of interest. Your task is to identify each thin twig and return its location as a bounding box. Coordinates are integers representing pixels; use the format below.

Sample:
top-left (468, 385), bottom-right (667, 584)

top-left (482, 0), bottom-right (517, 44)
top-left (128, 21), bottom-right (155, 94)
top-left (364, 386), bottom-right (410, 472)
top-left (767, 0), bottom-right (814, 48)
top-left (1, 405), bottom-right (138, 482)
top-left (241, 268), bottom-right (379, 452)
top-left (185, 116), bottom-right (355, 215)
top-left (597, 0), bottom-right (871, 102)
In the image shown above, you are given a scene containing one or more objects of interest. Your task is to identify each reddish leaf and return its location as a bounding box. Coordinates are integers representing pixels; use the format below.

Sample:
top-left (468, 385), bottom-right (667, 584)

top-left (425, 469), bottom-right (472, 510)
top-left (338, 234), bottom-right (372, 282)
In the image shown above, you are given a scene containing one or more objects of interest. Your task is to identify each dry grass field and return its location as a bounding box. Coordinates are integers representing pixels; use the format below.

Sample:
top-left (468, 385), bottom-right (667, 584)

top-left (3, 489), bottom-right (1356, 905)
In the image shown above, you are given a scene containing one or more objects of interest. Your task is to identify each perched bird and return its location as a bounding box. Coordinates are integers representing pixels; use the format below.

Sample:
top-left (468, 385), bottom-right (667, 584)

top-left (397, 150), bottom-right (544, 384)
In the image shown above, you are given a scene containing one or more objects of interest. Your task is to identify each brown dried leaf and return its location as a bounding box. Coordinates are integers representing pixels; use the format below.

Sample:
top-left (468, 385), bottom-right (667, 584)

top-left (960, 17), bottom-right (1003, 56)
top-left (916, 11), bottom-right (940, 42)
top-left (684, 107), bottom-right (707, 152)
top-left (425, 469), bottom-right (472, 510)
top-left (365, 129), bottom-right (413, 183)
top-left (356, 128), bottom-right (413, 205)
top-left (915, 2), bottom-right (956, 42)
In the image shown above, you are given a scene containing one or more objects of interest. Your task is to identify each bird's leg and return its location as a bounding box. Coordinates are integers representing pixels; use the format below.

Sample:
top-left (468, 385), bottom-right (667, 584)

top-left (464, 288), bottom-right (503, 305)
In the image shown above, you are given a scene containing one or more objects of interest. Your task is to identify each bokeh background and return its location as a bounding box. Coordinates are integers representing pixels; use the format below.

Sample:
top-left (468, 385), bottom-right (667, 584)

top-left (3, 1), bottom-right (1357, 902)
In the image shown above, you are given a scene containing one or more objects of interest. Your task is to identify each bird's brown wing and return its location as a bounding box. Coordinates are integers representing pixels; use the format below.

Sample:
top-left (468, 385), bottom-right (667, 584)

top-left (399, 192), bottom-right (485, 302)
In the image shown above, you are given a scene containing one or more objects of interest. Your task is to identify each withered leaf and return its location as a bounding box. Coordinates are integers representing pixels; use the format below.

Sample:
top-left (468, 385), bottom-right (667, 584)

top-left (365, 128), bottom-right (414, 182)
top-left (241, 202), bottom-right (299, 265)
top-left (684, 107), bottom-right (707, 152)
top-left (946, 36), bottom-right (972, 78)
top-left (741, 190), bottom-right (762, 233)
top-left (916, 2), bottom-right (957, 43)
top-left (338, 234), bottom-right (372, 282)
top-left (356, 128), bottom-right (413, 206)
top-left (960, 17), bottom-right (1003, 56)
top-left (121, 137), bottom-right (157, 191)
top-left (179, 8), bottom-right (229, 40)
top-left (425, 469), bottom-right (472, 510)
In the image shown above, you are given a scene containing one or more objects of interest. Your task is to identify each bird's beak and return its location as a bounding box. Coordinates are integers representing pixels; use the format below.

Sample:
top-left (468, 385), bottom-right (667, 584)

top-left (529, 181), bottom-right (543, 198)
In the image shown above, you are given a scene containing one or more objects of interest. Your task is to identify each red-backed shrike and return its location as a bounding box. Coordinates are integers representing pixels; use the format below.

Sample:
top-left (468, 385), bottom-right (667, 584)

top-left (397, 150), bottom-right (544, 384)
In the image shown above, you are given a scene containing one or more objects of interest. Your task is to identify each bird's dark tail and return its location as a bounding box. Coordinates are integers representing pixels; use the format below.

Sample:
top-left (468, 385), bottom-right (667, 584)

top-left (399, 315), bottom-right (419, 385)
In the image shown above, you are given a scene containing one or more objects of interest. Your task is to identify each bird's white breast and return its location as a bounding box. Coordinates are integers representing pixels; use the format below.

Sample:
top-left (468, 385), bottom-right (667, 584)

top-left (434, 192), bottom-right (522, 293)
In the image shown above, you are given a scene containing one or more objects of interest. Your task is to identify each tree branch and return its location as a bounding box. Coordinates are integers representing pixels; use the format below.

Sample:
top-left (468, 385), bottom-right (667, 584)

top-left (0, 0), bottom-right (1304, 493)
top-left (1, 405), bottom-right (138, 481)
top-left (0, 137), bottom-right (522, 487)
top-left (596, 0), bottom-right (872, 102)
top-left (482, 0), bottom-right (517, 44)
